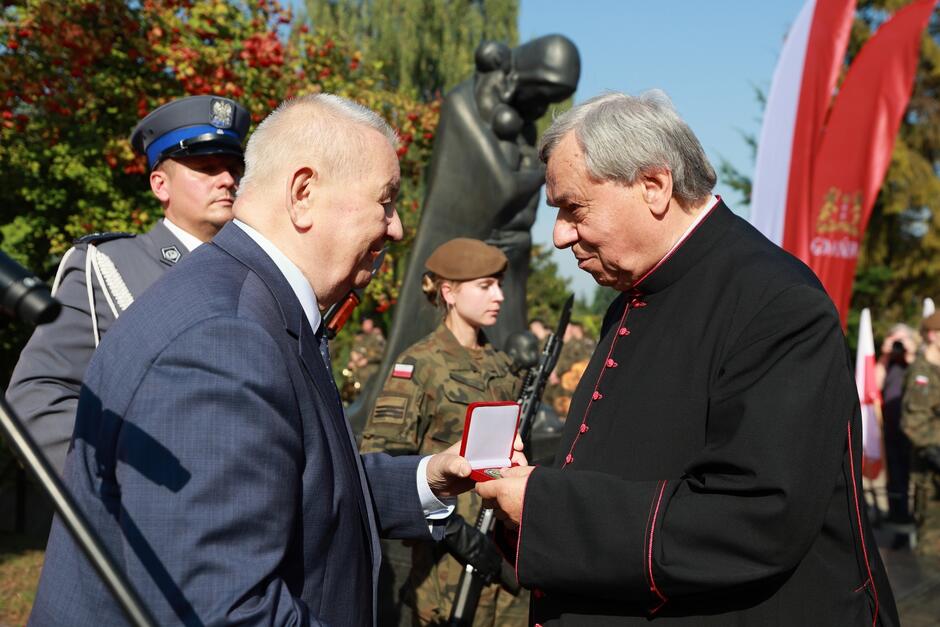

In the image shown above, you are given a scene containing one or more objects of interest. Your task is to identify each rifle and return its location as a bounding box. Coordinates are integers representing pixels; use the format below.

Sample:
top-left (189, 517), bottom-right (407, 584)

top-left (448, 295), bottom-right (574, 626)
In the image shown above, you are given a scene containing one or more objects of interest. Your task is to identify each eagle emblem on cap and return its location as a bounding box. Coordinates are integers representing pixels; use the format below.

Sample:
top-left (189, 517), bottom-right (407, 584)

top-left (210, 98), bottom-right (234, 129)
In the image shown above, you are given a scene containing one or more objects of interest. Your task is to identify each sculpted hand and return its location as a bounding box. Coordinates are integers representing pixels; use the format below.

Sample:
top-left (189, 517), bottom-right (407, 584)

top-left (475, 465), bottom-right (535, 527)
top-left (427, 435), bottom-right (528, 499)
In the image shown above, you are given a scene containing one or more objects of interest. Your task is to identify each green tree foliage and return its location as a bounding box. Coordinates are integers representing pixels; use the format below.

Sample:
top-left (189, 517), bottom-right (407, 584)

top-left (578, 284), bottom-right (618, 338)
top-left (303, 0), bottom-right (518, 100)
top-left (720, 3), bottom-right (940, 340)
top-left (526, 244), bottom-right (571, 326)
top-left (0, 0), bottom-right (440, 380)
top-left (522, 244), bottom-right (608, 338)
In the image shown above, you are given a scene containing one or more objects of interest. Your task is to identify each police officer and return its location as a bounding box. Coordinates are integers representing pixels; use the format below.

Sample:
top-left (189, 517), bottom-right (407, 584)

top-left (361, 237), bottom-right (528, 626)
top-left (7, 95), bottom-right (249, 474)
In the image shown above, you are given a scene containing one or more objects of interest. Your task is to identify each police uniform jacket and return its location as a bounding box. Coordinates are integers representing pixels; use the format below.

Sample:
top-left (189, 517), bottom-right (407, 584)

top-left (361, 322), bottom-right (522, 622)
top-left (516, 201), bottom-right (898, 626)
top-left (901, 353), bottom-right (940, 450)
top-left (6, 220), bottom-right (189, 474)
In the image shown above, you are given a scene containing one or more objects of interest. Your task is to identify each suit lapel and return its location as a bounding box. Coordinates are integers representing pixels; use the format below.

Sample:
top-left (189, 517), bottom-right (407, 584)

top-left (212, 222), bottom-right (380, 569)
top-left (297, 322), bottom-right (381, 567)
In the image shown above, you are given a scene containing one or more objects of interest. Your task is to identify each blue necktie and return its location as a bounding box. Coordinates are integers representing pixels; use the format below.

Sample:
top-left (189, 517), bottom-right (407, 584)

top-left (315, 326), bottom-right (347, 411)
top-left (316, 326), bottom-right (333, 372)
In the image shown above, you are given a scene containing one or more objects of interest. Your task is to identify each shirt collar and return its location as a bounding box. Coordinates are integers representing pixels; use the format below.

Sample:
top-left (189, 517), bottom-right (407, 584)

top-left (632, 195), bottom-right (719, 290)
top-left (162, 217), bottom-right (204, 252)
top-left (233, 219), bottom-right (322, 333)
top-left (661, 195), bottom-right (718, 261)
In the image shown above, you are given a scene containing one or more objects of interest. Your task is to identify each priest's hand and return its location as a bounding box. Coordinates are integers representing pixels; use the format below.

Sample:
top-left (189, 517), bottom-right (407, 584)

top-left (475, 465), bottom-right (536, 527)
top-left (427, 435), bottom-right (527, 499)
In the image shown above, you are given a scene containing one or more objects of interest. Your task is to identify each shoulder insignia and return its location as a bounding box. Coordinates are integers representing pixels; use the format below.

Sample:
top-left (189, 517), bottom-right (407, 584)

top-left (371, 394), bottom-right (409, 425)
top-left (915, 374), bottom-right (929, 386)
top-left (161, 245), bottom-right (181, 264)
top-left (74, 231), bottom-right (136, 245)
top-left (392, 363), bottom-right (415, 379)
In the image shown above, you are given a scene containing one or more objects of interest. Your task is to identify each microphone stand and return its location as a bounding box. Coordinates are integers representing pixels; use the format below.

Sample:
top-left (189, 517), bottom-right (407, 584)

top-left (0, 249), bottom-right (154, 626)
top-left (0, 396), bottom-right (156, 627)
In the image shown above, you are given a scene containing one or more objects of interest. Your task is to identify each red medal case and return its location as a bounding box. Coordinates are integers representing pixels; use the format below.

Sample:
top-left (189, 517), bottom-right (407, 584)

top-left (458, 401), bottom-right (521, 482)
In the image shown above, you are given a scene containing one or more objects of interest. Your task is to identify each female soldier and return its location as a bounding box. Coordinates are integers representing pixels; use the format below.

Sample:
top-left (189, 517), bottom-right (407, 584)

top-left (360, 237), bottom-right (527, 626)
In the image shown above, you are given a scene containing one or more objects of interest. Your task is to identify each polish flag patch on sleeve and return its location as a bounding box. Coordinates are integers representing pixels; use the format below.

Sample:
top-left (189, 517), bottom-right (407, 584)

top-left (915, 374), bottom-right (929, 386)
top-left (392, 363), bottom-right (415, 379)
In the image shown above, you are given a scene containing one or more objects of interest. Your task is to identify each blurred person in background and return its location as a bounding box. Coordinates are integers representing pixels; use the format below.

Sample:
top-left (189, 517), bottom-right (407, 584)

top-left (879, 323), bottom-right (917, 525)
top-left (902, 312), bottom-right (940, 558)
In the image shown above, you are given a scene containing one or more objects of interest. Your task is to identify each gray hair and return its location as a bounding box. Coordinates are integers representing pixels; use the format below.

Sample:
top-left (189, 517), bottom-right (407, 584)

top-left (539, 90), bottom-right (716, 207)
top-left (239, 93), bottom-right (398, 195)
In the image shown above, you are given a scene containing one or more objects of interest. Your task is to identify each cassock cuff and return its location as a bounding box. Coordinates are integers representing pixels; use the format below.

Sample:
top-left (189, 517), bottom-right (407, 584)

top-left (516, 466), bottom-right (657, 603)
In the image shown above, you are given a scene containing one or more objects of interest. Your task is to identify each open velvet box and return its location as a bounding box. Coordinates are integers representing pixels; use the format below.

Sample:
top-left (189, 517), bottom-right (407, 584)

top-left (458, 401), bottom-right (522, 482)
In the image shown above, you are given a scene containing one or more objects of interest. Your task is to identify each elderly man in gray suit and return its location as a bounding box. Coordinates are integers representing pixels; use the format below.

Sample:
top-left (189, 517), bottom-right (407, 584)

top-left (29, 94), bottom-right (518, 626)
top-left (7, 95), bottom-right (250, 474)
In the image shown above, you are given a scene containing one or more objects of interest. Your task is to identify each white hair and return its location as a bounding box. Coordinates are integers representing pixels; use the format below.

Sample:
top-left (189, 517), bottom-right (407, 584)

top-left (539, 90), bottom-right (716, 206)
top-left (238, 93), bottom-right (398, 195)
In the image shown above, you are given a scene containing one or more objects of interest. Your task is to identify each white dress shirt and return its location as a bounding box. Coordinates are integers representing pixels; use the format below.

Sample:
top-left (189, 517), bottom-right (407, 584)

top-left (162, 217), bottom-right (204, 252)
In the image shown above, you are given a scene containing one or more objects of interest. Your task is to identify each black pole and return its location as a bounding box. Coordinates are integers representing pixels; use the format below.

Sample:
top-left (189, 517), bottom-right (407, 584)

top-left (0, 396), bottom-right (156, 627)
top-left (15, 466), bottom-right (26, 533)
top-left (0, 249), bottom-right (154, 625)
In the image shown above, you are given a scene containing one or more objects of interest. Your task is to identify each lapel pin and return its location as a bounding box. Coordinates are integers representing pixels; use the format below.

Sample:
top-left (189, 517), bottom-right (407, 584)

top-left (161, 246), bottom-right (181, 264)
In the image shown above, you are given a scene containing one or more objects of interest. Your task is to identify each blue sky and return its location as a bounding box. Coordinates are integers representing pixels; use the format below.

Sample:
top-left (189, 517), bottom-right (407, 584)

top-left (519, 0), bottom-right (806, 297)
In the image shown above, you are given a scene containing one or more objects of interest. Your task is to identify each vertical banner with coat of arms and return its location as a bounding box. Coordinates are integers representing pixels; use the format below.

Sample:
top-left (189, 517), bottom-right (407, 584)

top-left (750, 0), bottom-right (855, 249)
top-left (751, 0), bottom-right (935, 325)
top-left (802, 0), bottom-right (935, 322)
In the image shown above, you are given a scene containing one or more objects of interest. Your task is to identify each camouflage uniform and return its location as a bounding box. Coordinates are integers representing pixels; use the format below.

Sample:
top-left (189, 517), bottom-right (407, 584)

top-left (361, 322), bottom-right (528, 626)
top-left (901, 353), bottom-right (940, 557)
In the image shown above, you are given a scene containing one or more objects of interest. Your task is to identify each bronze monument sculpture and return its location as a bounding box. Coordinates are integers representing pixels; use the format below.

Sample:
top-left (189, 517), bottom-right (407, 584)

top-left (352, 34), bottom-right (580, 435)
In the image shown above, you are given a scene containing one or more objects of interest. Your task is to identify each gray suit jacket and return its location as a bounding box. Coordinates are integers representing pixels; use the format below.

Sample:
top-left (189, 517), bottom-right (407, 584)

top-left (7, 220), bottom-right (189, 474)
top-left (29, 222), bottom-right (432, 625)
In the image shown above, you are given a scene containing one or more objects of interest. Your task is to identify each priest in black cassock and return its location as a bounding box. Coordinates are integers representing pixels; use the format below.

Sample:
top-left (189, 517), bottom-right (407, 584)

top-left (477, 90), bottom-right (898, 626)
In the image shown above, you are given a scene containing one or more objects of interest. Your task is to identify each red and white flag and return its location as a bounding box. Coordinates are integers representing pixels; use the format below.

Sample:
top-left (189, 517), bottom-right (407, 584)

top-left (855, 308), bottom-right (883, 479)
top-left (750, 0), bottom-right (856, 246)
top-left (391, 363), bottom-right (414, 379)
top-left (751, 0), bottom-right (935, 326)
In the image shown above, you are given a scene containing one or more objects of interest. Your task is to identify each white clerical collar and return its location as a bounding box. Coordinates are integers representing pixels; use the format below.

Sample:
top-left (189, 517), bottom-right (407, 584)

top-left (162, 217), bottom-right (204, 252)
top-left (233, 219), bottom-right (322, 333)
top-left (660, 195), bottom-right (719, 262)
top-left (633, 196), bottom-right (720, 288)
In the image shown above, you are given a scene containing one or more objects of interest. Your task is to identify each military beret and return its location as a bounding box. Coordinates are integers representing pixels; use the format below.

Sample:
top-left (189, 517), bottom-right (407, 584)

top-left (923, 311), bottom-right (940, 332)
top-left (130, 95), bottom-right (250, 170)
top-left (425, 238), bottom-right (508, 281)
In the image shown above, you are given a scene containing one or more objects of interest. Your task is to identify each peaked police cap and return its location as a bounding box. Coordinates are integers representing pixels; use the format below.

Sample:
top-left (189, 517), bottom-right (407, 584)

top-left (130, 95), bottom-right (250, 170)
